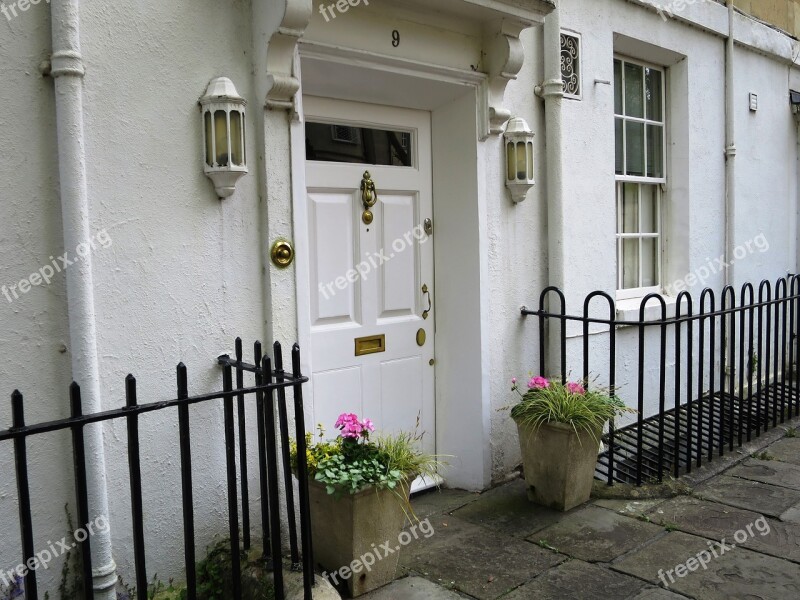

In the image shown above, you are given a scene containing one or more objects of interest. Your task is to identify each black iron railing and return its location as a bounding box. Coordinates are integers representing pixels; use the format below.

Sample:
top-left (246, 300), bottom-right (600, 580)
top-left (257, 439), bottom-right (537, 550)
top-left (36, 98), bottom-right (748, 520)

top-left (1, 338), bottom-right (313, 600)
top-left (523, 277), bottom-right (800, 486)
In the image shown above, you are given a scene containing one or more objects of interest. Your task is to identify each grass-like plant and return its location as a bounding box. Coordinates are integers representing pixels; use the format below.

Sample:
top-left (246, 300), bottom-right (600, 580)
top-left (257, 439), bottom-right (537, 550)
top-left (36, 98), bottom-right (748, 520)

top-left (509, 376), bottom-right (633, 440)
top-left (291, 414), bottom-right (442, 497)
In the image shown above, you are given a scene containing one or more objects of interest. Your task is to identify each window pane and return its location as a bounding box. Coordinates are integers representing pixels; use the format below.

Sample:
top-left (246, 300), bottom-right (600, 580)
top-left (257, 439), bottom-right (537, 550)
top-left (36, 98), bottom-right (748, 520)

top-left (640, 185), bottom-right (659, 233)
top-left (623, 238), bottom-right (640, 289)
top-left (641, 238), bottom-right (658, 287)
top-left (624, 63), bottom-right (644, 118)
top-left (306, 122), bottom-right (413, 166)
top-left (645, 68), bottom-right (663, 122)
top-left (506, 143), bottom-right (515, 180)
top-left (625, 121), bottom-right (645, 176)
top-left (622, 183), bottom-right (639, 233)
top-left (646, 124), bottom-right (664, 178)
top-left (615, 118), bottom-right (624, 174)
top-left (614, 60), bottom-right (623, 114)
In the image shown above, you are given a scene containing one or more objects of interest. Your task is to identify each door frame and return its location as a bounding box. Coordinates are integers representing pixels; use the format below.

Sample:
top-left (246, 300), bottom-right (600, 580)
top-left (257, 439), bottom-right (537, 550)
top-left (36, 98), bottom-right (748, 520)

top-left (290, 42), bottom-right (492, 491)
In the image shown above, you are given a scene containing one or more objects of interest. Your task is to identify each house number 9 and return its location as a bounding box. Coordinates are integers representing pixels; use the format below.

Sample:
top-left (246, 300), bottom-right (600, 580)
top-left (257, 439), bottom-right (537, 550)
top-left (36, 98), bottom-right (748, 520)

top-left (392, 30), bottom-right (400, 47)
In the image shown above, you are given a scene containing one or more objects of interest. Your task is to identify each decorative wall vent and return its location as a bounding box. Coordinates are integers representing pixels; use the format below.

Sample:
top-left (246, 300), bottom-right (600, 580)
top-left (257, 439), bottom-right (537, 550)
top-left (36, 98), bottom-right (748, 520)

top-left (561, 32), bottom-right (581, 100)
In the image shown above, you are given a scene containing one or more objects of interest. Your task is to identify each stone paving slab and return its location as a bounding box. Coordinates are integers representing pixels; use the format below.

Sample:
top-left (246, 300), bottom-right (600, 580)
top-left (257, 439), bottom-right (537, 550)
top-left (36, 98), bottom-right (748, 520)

top-left (499, 559), bottom-right (647, 599)
top-left (727, 457), bottom-right (800, 490)
top-left (407, 488), bottom-right (479, 526)
top-left (399, 514), bottom-right (564, 600)
top-left (694, 474), bottom-right (800, 517)
top-left (628, 587), bottom-right (691, 599)
top-left (613, 531), bottom-right (800, 600)
top-left (647, 495), bottom-right (800, 563)
top-left (593, 498), bottom-right (668, 517)
top-left (763, 435), bottom-right (800, 465)
top-left (528, 505), bottom-right (664, 563)
top-left (451, 479), bottom-right (564, 538)
top-left (359, 576), bottom-right (466, 599)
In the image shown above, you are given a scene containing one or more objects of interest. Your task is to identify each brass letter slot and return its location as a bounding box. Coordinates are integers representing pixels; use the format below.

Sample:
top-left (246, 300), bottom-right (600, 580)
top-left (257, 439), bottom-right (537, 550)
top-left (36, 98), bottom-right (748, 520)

top-left (355, 334), bottom-right (386, 356)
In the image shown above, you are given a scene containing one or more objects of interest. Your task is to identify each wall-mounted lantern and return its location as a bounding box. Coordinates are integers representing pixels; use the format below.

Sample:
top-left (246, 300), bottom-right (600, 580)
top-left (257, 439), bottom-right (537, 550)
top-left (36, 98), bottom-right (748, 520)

top-left (504, 117), bottom-right (535, 203)
top-left (200, 77), bottom-right (247, 198)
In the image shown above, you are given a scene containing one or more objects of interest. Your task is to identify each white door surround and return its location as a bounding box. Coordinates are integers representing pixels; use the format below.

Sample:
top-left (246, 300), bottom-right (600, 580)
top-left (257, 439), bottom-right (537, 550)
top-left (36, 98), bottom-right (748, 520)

top-left (291, 44), bottom-right (493, 490)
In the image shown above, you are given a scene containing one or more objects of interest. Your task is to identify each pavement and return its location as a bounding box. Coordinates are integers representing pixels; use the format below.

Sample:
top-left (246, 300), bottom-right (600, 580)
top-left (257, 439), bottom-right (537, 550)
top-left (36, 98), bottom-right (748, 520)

top-left (361, 424), bottom-right (800, 600)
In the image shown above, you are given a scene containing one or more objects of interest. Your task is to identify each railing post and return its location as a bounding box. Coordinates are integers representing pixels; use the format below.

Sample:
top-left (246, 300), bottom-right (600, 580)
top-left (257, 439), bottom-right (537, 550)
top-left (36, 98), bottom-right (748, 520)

top-left (70, 383), bottom-right (94, 600)
top-left (177, 363), bottom-right (197, 599)
top-left (223, 364), bottom-right (243, 599)
top-left (125, 375), bottom-right (148, 598)
top-left (12, 390), bottom-right (38, 600)
top-left (263, 354), bottom-right (285, 598)
top-left (293, 344), bottom-right (316, 597)
top-left (235, 338), bottom-right (251, 551)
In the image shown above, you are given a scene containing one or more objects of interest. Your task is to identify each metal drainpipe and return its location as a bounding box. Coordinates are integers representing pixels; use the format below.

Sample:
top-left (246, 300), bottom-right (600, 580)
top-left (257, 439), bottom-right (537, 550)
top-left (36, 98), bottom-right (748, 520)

top-left (725, 0), bottom-right (737, 287)
top-left (49, 1), bottom-right (117, 597)
top-left (536, 5), bottom-right (565, 291)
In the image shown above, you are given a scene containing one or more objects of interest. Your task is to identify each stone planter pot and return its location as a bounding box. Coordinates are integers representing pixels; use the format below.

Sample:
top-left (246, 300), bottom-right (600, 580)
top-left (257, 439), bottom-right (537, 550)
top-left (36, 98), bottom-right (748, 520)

top-left (308, 478), bottom-right (409, 597)
top-left (515, 420), bottom-right (602, 511)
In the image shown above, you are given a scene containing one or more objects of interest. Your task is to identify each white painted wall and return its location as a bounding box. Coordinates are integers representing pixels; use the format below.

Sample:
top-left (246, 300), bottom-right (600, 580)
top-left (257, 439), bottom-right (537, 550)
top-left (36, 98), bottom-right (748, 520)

top-left (2, 0), bottom-right (800, 591)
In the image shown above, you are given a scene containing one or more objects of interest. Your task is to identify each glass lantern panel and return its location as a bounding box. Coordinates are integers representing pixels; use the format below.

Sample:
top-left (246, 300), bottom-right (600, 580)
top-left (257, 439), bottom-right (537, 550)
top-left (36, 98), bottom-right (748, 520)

top-left (230, 111), bottom-right (243, 167)
top-left (527, 141), bottom-right (534, 179)
top-left (506, 142), bottom-right (515, 181)
top-left (204, 111), bottom-right (213, 167)
top-left (516, 142), bottom-right (526, 180)
top-left (214, 110), bottom-right (229, 167)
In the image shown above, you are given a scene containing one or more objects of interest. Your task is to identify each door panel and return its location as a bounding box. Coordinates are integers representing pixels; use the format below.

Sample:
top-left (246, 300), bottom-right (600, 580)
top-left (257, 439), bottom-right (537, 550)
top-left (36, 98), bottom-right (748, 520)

top-left (309, 191), bottom-right (359, 326)
top-left (304, 97), bottom-right (436, 481)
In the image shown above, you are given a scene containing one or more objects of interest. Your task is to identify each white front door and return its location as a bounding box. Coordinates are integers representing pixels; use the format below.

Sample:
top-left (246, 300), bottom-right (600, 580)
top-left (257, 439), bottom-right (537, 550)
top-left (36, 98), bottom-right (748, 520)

top-left (304, 97), bottom-right (436, 477)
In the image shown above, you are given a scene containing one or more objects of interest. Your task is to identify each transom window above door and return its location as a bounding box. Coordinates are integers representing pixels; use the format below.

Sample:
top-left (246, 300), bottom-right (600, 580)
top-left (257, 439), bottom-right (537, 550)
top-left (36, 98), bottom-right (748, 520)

top-left (305, 122), bottom-right (414, 167)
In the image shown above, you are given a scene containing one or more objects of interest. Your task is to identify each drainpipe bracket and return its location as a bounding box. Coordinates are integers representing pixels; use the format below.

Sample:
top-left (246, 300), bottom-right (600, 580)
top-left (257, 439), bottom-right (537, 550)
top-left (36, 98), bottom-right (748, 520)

top-left (50, 50), bottom-right (85, 78)
top-left (539, 78), bottom-right (565, 98)
top-left (725, 144), bottom-right (737, 159)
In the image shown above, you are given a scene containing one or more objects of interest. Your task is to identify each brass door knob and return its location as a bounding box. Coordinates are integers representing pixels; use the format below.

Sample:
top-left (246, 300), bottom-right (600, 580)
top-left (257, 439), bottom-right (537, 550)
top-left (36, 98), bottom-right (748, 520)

top-left (270, 239), bottom-right (294, 268)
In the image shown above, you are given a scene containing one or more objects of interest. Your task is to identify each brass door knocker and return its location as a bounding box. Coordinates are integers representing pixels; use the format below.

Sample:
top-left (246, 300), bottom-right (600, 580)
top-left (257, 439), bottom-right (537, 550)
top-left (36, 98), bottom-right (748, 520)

top-left (361, 171), bottom-right (377, 225)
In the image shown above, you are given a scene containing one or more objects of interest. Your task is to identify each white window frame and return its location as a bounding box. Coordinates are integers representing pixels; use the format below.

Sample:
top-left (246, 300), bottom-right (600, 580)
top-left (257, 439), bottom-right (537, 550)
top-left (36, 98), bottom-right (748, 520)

top-left (614, 55), bottom-right (667, 300)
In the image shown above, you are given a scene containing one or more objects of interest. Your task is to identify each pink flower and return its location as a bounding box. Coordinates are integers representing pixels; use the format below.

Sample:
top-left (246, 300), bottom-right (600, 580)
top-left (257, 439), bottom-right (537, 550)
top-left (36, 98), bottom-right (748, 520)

top-left (567, 382), bottom-right (586, 395)
top-left (511, 378), bottom-right (517, 385)
top-left (335, 413), bottom-right (364, 439)
top-left (361, 418), bottom-right (375, 433)
top-left (528, 376), bottom-right (550, 389)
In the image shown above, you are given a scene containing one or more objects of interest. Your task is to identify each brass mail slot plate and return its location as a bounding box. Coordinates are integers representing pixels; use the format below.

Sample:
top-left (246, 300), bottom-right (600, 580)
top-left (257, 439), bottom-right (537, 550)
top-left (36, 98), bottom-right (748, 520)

top-left (355, 334), bottom-right (386, 356)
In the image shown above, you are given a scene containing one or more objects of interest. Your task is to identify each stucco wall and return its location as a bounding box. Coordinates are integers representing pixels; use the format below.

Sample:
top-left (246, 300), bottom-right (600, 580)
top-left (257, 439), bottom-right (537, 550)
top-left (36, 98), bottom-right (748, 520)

top-left (1, 0), bottom-right (267, 590)
top-left (2, 0), bottom-right (800, 591)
